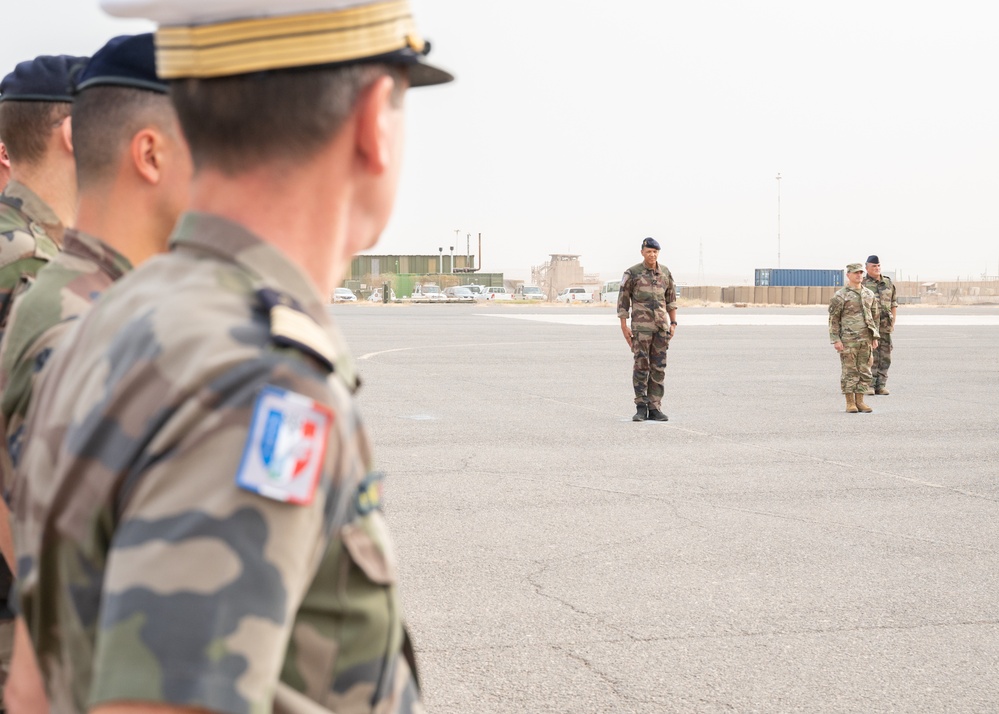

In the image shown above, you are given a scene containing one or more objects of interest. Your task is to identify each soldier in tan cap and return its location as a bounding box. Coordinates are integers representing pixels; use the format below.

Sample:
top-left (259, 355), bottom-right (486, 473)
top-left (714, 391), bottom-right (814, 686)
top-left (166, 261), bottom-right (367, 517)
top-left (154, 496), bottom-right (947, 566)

top-left (12, 2), bottom-right (452, 713)
top-left (828, 263), bottom-right (880, 413)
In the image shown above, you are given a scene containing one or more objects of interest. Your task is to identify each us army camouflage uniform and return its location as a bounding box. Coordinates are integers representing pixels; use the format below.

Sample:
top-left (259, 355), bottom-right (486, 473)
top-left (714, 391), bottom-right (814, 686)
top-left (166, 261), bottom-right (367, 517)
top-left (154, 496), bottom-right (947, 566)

top-left (863, 273), bottom-right (897, 391)
top-left (0, 178), bottom-right (63, 710)
top-left (828, 285), bottom-right (880, 394)
top-left (617, 261), bottom-right (676, 409)
top-left (0, 228), bottom-right (133, 492)
top-left (13, 213), bottom-right (420, 714)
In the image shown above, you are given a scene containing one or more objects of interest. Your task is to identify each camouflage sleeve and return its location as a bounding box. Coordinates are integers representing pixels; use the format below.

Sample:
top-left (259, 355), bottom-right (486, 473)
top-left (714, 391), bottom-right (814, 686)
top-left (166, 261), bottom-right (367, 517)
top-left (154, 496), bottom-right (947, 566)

top-left (0, 259), bottom-right (47, 332)
top-left (87, 351), bottom-right (361, 713)
top-left (828, 294), bottom-right (843, 343)
top-left (664, 269), bottom-right (677, 312)
top-left (616, 271), bottom-right (632, 320)
top-left (890, 281), bottom-right (898, 309)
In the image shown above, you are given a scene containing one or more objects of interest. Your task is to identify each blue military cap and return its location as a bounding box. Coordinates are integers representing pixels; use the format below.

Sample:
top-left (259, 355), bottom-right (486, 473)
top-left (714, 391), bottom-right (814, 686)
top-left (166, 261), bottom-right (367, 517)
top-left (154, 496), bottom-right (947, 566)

top-left (0, 55), bottom-right (89, 103)
top-left (101, 0), bottom-right (454, 87)
top-left (866, 255), bottom-right (880, 264)
top-left (75, 34), bottom-right (167, 94)
top-left (641, 237), bottom-right (661, 250)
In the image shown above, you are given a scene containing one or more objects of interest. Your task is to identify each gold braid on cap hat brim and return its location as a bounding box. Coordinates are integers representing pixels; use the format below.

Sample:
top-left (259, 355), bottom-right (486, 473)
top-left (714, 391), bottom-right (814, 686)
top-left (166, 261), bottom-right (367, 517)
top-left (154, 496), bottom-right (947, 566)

top-left (155, 0), bottom-right (425, 79)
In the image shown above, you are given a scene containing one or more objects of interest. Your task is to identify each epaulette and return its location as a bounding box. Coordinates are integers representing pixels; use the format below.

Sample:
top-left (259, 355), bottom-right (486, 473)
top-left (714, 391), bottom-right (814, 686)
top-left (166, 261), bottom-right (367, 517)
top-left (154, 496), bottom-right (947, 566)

top-left (256, 288), bottom-right (336, 373)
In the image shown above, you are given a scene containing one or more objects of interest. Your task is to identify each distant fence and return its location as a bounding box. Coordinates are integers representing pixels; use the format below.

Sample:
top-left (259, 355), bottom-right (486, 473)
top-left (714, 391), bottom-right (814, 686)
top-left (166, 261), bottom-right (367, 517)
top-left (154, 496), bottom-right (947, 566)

top-left (680, 280), bottom-right (999, 306)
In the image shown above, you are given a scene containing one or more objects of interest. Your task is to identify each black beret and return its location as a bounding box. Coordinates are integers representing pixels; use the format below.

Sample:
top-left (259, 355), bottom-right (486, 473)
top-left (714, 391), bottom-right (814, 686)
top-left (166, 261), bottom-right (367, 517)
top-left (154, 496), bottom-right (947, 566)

top-left (641, 237), bottom-right (661, 250)
top-left (75, 34), bottom-right (166, 94)
top-left (0, 55), bottom-right (88, 103)
top-left (866, 255), bottom-right (879, 264)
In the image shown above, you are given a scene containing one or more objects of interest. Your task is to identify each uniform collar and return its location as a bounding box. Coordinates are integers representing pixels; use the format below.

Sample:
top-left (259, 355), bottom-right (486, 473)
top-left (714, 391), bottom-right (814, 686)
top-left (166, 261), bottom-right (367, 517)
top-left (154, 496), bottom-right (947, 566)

top-left (0, 179), bottom-right (64, 240)
top-left (168, 212), bottom-right (331, 328)
top-left (62, 228), bottom-right (134, 282)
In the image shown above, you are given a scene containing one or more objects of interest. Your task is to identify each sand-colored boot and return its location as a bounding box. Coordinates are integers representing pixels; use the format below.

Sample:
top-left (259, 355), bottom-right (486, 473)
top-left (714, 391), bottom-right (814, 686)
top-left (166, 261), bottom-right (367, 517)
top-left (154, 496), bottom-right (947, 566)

top-left (845, 394), bottom-right (859, 413)
top-left (855, 393), bottom-right (872, 413)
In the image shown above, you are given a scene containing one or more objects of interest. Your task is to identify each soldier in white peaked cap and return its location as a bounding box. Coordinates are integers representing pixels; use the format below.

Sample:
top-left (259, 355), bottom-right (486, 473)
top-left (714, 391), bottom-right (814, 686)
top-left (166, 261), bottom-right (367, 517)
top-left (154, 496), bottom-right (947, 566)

top-left (12, 2), bottom-right (452, 713)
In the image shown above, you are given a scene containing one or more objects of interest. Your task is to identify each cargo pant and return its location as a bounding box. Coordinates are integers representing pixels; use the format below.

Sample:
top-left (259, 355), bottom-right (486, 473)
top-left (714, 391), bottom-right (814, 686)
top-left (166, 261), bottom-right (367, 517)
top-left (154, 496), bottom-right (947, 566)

top-left (839, 340), bottom-right (874, 394)
top-left (872, 330), bottom-right (892, 389)
top-left (633, 330), bottom-right (670, 408)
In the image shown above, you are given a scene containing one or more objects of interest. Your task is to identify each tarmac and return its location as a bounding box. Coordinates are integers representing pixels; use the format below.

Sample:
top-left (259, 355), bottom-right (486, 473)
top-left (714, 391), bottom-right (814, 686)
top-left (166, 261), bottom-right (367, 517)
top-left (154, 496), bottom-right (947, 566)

top-left (332, 303), bottom-right (999, 714)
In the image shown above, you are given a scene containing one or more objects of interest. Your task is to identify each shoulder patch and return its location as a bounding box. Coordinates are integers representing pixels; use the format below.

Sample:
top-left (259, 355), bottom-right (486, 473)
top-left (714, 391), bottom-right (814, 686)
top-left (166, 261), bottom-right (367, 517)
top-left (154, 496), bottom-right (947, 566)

top-left (257, 288), bottom-right (336, 372)
top-left (235, 385), bottom-right (334, 505)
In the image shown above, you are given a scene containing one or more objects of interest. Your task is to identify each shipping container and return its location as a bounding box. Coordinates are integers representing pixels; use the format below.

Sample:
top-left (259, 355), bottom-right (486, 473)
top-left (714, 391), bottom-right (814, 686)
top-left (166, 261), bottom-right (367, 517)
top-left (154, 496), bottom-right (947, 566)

top-left (754, 268), bottom-right (843, 287)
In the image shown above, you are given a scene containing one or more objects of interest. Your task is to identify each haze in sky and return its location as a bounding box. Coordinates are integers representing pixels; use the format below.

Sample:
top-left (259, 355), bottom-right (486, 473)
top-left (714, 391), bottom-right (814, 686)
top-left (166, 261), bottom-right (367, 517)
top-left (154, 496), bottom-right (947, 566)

top-left (3, 1), bottom-right (996, 284)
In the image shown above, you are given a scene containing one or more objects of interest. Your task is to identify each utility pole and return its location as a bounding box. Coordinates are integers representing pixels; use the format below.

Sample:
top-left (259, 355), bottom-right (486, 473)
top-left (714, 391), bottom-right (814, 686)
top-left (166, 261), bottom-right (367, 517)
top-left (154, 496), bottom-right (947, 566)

top-left (698, 239), bottom-right (705, 286)
top-left (776, 172), bottom-right (782, 269)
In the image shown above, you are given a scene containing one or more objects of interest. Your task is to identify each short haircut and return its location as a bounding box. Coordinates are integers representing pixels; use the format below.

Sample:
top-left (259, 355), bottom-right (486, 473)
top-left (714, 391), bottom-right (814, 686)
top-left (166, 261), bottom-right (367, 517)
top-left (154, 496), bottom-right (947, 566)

top-left (0, 101), bottom-right (72, 166)
top-left (72, 86), bottom-right (177, 190)
top-left (169, 63), bottom-right (406, 175)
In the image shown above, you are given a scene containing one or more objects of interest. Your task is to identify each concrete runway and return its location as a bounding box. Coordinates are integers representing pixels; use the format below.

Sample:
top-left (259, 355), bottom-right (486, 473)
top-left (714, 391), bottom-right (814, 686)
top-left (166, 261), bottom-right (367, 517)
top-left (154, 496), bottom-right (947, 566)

top-left (333, 303), bottom-right (999, 714)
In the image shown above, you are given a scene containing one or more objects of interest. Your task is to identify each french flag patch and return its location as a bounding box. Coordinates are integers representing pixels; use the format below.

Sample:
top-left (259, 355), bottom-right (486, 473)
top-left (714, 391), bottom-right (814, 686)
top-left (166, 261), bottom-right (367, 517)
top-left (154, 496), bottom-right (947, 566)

top-left (236, 385), bottom-right (334, 505)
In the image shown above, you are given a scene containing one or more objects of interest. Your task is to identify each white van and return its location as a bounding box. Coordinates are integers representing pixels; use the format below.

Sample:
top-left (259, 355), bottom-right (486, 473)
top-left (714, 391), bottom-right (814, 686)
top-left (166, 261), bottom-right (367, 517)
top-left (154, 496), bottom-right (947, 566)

top-left (601, 280), bottom-right (620, 303)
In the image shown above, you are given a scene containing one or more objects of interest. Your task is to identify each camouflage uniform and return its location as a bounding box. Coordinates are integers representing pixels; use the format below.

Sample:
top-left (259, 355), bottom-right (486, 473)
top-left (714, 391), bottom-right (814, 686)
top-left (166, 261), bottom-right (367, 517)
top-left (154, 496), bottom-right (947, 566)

top-left (863, 273), bottom-right (897, 391)
top-left (617, 261), bottom-right (676, 409)
top-left (0, 180), bottom-right (64, 336)
top-left (0, 229), bottom-right (133, 490)
top-left (828, 285), bottom-right (880, 394)
top-left (0, 178), bottom-right (63, 708)
top-left (13, 213), bottom-right (420, 714)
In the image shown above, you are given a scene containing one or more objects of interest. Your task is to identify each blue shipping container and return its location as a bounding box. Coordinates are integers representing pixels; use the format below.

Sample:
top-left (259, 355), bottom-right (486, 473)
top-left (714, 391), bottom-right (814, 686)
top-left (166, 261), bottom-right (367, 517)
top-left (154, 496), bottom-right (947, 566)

top-left (754, 268), bottom-right (843, 287)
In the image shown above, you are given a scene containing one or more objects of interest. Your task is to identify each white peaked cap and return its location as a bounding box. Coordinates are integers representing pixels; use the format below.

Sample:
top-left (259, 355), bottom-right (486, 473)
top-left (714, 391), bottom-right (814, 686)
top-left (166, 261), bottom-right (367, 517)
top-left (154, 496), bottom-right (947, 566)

top-left (99, 0), bottom-right (453, 85)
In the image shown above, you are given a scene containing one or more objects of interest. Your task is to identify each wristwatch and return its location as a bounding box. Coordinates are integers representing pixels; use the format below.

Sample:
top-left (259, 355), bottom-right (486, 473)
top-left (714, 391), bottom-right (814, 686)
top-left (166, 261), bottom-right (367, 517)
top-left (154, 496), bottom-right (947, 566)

top-left (670, 321), bottom-right (678, 326)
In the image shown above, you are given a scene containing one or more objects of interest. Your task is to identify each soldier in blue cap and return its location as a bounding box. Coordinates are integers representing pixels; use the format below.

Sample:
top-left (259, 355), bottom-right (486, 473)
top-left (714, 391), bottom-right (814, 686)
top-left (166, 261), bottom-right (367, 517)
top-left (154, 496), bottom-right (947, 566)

top-left (618, 237), bottom-right (678, 421)
top-left (0, 54), bottom-right (88, 334)
top-left (0, 52), bottom-right (86, 713)
top-left (863, 254), bottom-right (897, 394)
top-left (14, 2), bottom-right (451, 713)
top-left (1, 35), bottom-right (191, 712)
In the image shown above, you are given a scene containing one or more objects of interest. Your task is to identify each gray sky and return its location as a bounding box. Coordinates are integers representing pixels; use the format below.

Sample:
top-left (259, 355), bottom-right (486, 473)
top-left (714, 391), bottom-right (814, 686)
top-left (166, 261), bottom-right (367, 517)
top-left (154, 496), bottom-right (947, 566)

top-left (3, 1), bottom-right (996, 284)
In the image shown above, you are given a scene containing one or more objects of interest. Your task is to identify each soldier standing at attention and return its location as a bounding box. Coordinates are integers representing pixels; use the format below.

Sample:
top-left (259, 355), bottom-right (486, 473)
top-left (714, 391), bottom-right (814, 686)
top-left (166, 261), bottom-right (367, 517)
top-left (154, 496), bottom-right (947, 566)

top-left (0, 54), bottom-right (85, 714)
top-left (12, 1), bottom-right (452, 713)
top-left (829, 263), bottom-right (880, 413)
top-left (0, 35), bottom-right (191, 713)
top-left (863, 254), bottom-right (897, 395)
top-left (618, 237), bottom-right (677, 422)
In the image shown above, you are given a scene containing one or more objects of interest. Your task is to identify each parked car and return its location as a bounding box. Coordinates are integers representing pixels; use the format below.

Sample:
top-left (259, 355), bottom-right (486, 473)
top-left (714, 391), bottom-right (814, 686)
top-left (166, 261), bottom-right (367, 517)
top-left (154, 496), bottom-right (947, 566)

top-left (461, 284), bottom-right (487, 300)
top-left (481, 286), bottom-right (513, 301)
top-left (332, 287), bottom-right (357, 302)
top-left (601, 280), bottom-right (620, 303)
top-left (516, 285), bottom-right (545, 300)
top-left (413, 284), bottom-right (446, 301)
top-left (555, 286), bottom-right (594, 303)
top-left (367, 287), bottom-right (396, 302)
top-left (444, 286), bottom-right (474, 301)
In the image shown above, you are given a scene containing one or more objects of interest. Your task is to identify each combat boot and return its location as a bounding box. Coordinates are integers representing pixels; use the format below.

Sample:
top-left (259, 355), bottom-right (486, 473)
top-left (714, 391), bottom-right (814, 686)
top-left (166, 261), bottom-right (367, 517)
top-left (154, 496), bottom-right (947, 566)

top-left (876, 386), bottom-right (890, 395)
top-left (647, 407), bottom-right (669, 422)
top-left (633, 404), bottom-right (648, 422)
top-left (845, 394), bottom-right (858, 413)
top-left (855, 393), bottom-right (872, 413)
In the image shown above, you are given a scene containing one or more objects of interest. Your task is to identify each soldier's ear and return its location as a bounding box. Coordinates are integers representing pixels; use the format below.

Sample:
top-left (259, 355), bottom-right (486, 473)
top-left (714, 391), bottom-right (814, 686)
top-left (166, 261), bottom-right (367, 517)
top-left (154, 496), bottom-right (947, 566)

top-left (354, 74), bottom-right (402, 176)
top-left (60, 116), bottom-right (74, 155)
top-left (131, 128), bottom-right (164, 185)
